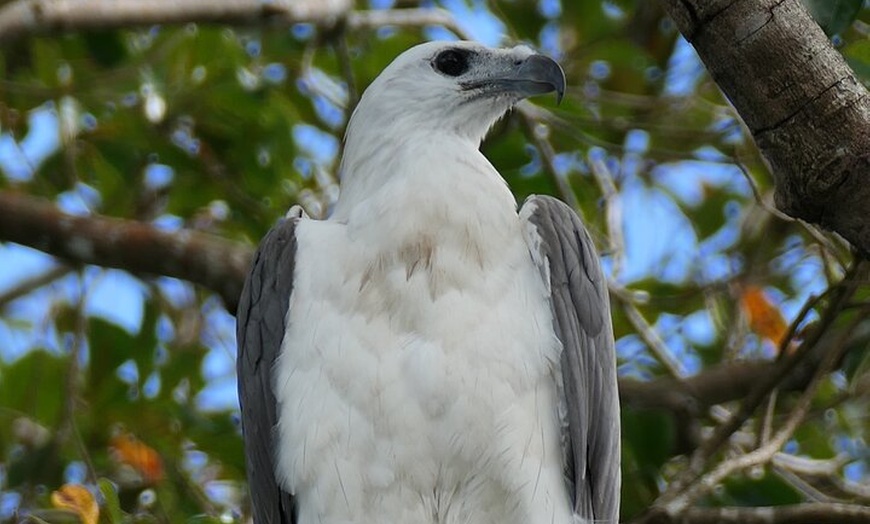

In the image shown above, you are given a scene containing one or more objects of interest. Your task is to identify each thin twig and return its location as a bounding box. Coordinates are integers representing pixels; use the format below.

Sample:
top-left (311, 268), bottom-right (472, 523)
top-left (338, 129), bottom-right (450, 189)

top-left (621, 299), bottom-right (687, 379)
top-left (333, 33), bottom-right (358, 112)
top-left (643, 502), bottom-right (870, 524)
top-left (656, 262), bottom-right (864, 507)
top-left (664, 308), bottom-right (866, 511)
top-left (759, 388), bottom-right (777, 446)
top-left (735, 161), bottom-right (849, 268)
top-left (516, 105), bottom-right (581, 213)
top-left (588, 154), bottom-right (625, 278)
top-left (0, 265), bottom-right (74, 309)
top-left (772, 452), bottom-right (850, 477)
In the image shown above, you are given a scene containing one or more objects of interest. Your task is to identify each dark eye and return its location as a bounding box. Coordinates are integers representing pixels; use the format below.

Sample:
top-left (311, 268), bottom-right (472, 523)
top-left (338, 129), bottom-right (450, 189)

top-left (433, 49), bottom-right (470, 77)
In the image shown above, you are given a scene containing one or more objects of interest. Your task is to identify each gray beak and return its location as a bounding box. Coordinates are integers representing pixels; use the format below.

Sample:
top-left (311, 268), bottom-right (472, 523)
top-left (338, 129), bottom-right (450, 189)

top-left (460, 51), bottom-right (567, 104)
top-left (509, 54), bottom-right (566, 104)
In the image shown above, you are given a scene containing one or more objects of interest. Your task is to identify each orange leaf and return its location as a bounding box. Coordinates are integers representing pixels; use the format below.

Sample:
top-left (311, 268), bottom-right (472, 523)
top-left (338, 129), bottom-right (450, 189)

top-left (51, 484), bottom-right (99, 524)
top-left (110, 432), bottom-right (165, 484)
top-left (741, 286), bottom-right (788, 351)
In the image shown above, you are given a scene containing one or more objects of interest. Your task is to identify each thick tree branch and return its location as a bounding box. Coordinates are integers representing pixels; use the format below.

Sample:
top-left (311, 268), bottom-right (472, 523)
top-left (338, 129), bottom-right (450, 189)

top-left (640, 502), bottom-right (870, 524)
top-left (660, 0), bottom-right (870, 254)
top-left (0, 0), bottom-right (352, 44)
top-left (0, 0), bottom-right (471, 46)
top-left (618, 353), bottom-right (820, 416)
top-left (0, 190), bottom-right (251, 312)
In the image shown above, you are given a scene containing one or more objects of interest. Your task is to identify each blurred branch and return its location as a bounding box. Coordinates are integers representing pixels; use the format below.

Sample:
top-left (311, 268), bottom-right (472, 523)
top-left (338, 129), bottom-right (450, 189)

top-left (0, 190), bottom-right (252, 312)
top-left (655, 264), bottom-right (864, 504)
top-left (0, 264), bottom-right (73, 309)
top-left (639, 502), bottom-right (870, 524)
top-left (620, 299), bottom-right (687, 379)
top-left (516, 105), bottom-right (581, 213)
top-left (0, 1), bottom-right (471, 46)
top-left (0, 0), bottom-right (352, 44)
top-left (665, 310), bottom-right (865, 511)
top-left (772, 452), bottom-right (849, 477)
top-left (589, 153), bottom-right (625, 277)
top-left (619, 350), bottom-right (827, 417)
top-left (735, 161), bottom-right (850, 268)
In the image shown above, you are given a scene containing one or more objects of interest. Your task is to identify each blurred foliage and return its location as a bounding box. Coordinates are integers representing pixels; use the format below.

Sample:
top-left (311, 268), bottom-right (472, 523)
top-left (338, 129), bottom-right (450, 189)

top-left (1, 0), bottom-right (869, 522)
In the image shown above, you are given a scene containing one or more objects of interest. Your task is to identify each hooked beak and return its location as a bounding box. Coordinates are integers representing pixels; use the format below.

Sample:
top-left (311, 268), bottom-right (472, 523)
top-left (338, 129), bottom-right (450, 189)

top-left (463, 53), bottom-right (566, 104)
top-left (507, 54), bottom-right (566, 104)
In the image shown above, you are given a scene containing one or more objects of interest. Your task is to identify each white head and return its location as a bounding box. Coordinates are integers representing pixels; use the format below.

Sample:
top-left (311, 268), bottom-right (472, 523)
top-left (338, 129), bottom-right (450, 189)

top-left (334, 41), bottom-right (565, 218)
top-left (344, 41), bottom-right (564, 147)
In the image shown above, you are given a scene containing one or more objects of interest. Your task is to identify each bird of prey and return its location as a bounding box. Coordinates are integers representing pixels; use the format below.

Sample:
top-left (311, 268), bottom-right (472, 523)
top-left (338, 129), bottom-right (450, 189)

top-left (236, 41), bottom-right (620, 524)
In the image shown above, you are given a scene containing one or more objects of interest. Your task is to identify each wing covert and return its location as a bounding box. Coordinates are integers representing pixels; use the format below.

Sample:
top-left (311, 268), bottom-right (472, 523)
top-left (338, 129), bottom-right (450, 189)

top-left (521, 194), bottom-right (621, 523)
top-left (236, 215), bottom-right (301, 524)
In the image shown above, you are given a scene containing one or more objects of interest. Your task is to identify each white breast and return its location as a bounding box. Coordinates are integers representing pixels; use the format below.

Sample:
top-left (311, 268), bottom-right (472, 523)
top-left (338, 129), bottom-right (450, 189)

top-left (274, 146), bottom-right (573, 524)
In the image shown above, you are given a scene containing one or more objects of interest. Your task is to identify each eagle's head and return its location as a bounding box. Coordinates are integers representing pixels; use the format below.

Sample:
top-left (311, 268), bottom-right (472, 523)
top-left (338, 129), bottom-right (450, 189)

top-left (346, 41), bottom-right (565, 145)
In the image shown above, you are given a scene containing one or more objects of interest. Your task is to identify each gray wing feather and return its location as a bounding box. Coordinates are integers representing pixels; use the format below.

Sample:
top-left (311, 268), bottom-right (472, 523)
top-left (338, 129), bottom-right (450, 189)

top-left (522, 195), bottom-right (621, 523)
top-left (236, 217), bottom-right (300, 524)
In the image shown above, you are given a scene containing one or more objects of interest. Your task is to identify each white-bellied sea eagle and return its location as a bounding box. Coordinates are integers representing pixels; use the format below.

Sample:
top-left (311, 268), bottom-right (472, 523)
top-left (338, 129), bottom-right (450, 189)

top-left (236, 40), bottom-right (620, 524)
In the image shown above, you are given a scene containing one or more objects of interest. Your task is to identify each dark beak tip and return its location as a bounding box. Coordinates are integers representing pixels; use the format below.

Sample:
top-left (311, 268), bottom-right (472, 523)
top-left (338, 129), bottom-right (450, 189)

top-left (555, 78), bottom-right (566, 105)
top-left (553, 60), bottom-right (566, 105)
top-left (527, 53), bottom-right (566, 105)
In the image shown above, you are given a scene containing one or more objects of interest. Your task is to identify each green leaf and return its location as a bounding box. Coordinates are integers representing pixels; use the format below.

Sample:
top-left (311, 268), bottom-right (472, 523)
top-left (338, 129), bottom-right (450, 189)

top-left (82, 31), bottom-right (128, 68)
top-left (619, 407), bottom-right (676, 518)
top-left (843, 40), bottom-right (870, 84)
top-left (98, 478), bottom-right (124, 524)
top-left (720, 471), bottom-right (803, 505)
top-left (88, 317), bottom-right (137, 394)
top-left (621, 408), bottom-right (675, 473)
top-left (0, 350), bottom-right (67, 426)
top-left (801, 0), bottom-right (863, 36)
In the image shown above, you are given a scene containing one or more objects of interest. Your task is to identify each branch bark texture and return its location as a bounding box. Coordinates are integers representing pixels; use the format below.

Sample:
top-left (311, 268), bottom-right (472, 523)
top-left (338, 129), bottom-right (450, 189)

top-left (0, 0), bottom-right (352, 44)
top-left (661, 0), bottom-right (870, 254)
top-left (0, 191), bottom-right (251, 311)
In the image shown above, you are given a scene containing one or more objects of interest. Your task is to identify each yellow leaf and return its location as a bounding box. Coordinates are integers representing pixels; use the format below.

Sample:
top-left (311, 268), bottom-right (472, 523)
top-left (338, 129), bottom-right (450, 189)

top-left (741, 286), bottom-right (788, 352)
top-left (110, 432), bottom-right (164, 484)
top-left (51, 483), bottom-right (99, 524)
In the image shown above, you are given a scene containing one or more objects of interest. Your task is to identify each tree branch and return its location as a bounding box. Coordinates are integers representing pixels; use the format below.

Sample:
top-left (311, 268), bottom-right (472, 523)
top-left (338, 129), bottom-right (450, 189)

top-left (655, 267), bottom-right (862, 505)
top-left (0, 0), bottom-right (352, 45)
top-left (663, 310), bottom-right (866, 512)
top-left (641, 502), bottom-right (870, 524)
top-left (618, 344), bottom-right (827, 429)
top-left (0, 0), bottom-right (470, 47)
top-left (0, 264), bottom-right (73, 309)
top-left (660, 0), bottom-right (870, 254)
top-left (0, 191), bottom-right (251, 312)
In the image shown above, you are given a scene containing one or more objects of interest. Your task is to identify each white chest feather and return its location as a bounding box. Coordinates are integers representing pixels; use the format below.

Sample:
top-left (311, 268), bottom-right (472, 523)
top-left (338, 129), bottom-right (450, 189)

top-left (274, 151), bottom-right (572, 524)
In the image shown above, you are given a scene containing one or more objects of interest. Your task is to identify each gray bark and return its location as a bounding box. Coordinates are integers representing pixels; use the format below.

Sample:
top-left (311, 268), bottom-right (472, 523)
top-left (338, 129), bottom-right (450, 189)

top-left (661, 0), bottom-right (870, 254)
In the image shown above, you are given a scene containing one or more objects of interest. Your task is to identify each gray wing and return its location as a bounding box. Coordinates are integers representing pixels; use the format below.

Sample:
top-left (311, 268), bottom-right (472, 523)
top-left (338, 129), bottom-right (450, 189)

top-left (521, 195), bottom-right (621, 523)
top-left (236, 216), bottom-right (301, 524)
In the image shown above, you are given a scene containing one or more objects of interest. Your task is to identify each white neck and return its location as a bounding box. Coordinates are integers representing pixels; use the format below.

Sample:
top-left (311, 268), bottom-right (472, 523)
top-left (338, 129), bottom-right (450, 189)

top-left (330, 125), bottom-right (521, 283)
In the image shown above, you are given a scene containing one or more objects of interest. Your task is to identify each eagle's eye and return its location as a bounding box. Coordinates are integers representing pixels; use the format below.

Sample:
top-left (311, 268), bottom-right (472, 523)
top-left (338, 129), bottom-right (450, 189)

top-left (433, 49), bottom-right (470, 77)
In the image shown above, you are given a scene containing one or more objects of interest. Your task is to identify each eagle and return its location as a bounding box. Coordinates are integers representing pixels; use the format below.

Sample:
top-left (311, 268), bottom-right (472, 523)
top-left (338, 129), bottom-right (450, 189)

top-left (236, 41), bottom-right (620, 524)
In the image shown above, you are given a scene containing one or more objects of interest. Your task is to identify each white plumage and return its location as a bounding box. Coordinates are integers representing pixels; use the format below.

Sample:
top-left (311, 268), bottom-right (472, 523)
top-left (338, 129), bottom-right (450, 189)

top-left (237, 41), bottom-right (620, 524)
